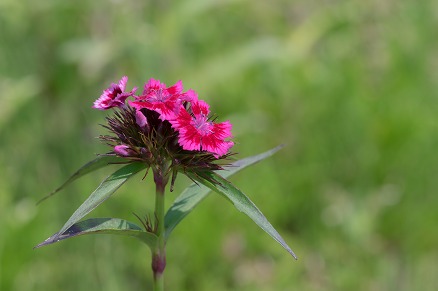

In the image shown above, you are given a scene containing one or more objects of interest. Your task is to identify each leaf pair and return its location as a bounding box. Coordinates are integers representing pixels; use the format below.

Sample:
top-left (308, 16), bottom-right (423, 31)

top-left (35, 146), bottom-right (296, 259)
top-left (35, 162), bottom-right (150, 248)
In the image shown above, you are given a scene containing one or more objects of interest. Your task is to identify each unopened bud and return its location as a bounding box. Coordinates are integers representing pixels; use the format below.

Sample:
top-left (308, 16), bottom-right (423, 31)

top-left (135, 110), bottom-right (148, 128)
top-left (114, 145), bottom-right (135, 157)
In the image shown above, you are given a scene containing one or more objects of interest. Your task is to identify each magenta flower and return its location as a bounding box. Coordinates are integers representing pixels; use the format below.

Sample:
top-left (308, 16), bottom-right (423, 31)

top-left (129, 78), bottom-right (189, 121)
top-left (93, 76), bottom-right (137, 110)
top-left (95, 77), bottom-right (233, 159)
top-left (172, 100), bottom-right (234, 157)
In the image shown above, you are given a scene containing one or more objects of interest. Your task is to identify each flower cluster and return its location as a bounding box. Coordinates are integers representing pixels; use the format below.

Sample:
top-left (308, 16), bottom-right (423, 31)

top-left (94, 77), bottom-right (234, 181)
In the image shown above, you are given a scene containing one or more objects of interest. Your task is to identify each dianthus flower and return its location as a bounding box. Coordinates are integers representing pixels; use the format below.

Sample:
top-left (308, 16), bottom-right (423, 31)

top-left (128, 78), bottom-right (195, 121)
top-left (95, 77), bottom-right (234, 187)
top-left (171, 99), bottom-right (233, 157)
top-left (37, 75), bottom-right (295, 291)
top-left (92, 76), bottom-right (137, 110)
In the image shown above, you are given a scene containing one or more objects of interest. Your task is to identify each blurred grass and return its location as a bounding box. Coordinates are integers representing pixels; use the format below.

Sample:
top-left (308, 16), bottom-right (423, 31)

top-left (1, 0), bottom-right (438, 290)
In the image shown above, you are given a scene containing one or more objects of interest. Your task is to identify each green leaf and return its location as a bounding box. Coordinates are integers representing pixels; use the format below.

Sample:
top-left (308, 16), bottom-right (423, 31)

top-left (35, 218), bottom-right (157, 249)
top-left (47, 162), bottom-right (147, 243)
top-left (164, 145), bottom-right (284, 240)
top-left (38, 155), bottom-right (127, 204)
top-left (188, 170), bottom-right (297, 259)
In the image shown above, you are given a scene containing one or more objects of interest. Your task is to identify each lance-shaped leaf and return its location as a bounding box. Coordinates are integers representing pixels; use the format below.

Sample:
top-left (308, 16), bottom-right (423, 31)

top-left (35, 218), bottom-right (157, 249)
top-left (47, 162), bottom-right (147, 243)
top-left (164, 145), bottom-right (284, 240)
top-left (188, 170), bottom-right (297, 259)
top-left (38, 155), bottom-right (127, 204)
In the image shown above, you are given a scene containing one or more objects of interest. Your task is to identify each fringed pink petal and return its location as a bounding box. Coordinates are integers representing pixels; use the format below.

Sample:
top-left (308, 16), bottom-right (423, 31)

top-left (92, 76), bottom-right (135, 110)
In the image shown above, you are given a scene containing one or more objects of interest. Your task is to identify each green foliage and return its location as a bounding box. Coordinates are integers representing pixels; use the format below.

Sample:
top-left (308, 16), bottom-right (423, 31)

top-left (188, 169), bottom-right (297, 259)
top-left (36, 218), bottom-right (158, 249)
top-left (36, 146), bottom-right (289, 262)
top-left (164, 145), bottom-right (284, 240)
top-left (36, 162), bottom-right (147, 247)
top-left (1, 0), bottom-right (438, 290)
top-left (37, 155), bottom-right (126, 204)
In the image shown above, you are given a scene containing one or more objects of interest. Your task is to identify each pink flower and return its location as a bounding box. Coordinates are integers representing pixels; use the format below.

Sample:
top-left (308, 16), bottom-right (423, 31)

top-left (129, 78), bottom-right (195, 121)
top-left (172, 100), bottom-right (234, 157)
top-left (93, 76), bottom-right (137, 110)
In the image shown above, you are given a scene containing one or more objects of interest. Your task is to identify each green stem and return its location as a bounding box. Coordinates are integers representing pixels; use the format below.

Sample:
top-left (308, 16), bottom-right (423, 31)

top-left (152, 167), bottom-right (167, 291)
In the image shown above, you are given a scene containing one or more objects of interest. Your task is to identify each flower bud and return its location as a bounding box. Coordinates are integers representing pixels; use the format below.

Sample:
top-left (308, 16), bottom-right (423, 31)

top-left (135, 110), bottom-right (148, 128)
top-left (114, 145), bottom-right (135, 157)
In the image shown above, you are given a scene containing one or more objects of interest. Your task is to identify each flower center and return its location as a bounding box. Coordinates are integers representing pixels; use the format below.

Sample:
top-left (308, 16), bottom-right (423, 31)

top-left (192, 115), bottom-right (212, 135)
top-left (109, 85), bottom-right (122, 97)
top-left (150, 89), bottom-right (168, 102)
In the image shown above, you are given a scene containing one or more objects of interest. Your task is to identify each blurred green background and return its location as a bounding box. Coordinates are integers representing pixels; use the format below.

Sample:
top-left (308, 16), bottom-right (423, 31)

top-left (1, 0), bottom-right (437, 290)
